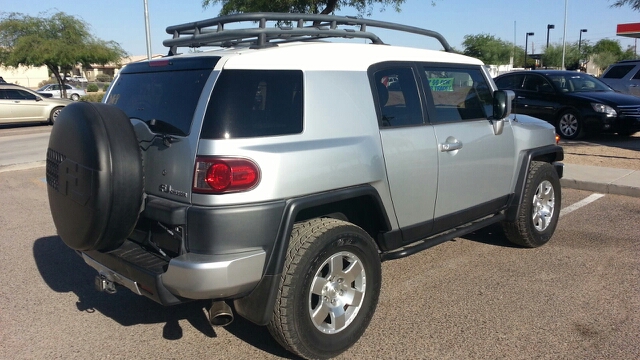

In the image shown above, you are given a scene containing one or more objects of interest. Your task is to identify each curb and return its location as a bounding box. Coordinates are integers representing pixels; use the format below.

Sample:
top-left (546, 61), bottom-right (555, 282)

top-left (0, 161), bottom-right (46, 174)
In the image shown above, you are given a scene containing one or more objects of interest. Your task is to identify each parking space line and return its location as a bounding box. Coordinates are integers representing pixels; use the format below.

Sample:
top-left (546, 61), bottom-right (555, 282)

top-left (559, 193), bottom-right (605, 218)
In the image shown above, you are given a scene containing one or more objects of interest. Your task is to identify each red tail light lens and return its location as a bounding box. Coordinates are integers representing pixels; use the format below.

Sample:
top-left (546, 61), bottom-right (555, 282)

top-left (193, 157), bottom-right (260, 194)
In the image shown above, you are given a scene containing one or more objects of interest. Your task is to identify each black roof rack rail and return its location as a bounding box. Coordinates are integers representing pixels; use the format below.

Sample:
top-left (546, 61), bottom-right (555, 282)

top-left (164, 12), bottom-right (453, 55)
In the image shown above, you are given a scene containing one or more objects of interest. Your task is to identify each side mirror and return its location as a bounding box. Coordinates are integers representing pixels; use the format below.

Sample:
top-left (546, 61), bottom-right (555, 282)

top-left (492, 90), bottom-right (514, 119)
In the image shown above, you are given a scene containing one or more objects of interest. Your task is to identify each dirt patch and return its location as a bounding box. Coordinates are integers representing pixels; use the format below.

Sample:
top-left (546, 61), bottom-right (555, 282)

top-left (560, 133), bottom-right (640, 170)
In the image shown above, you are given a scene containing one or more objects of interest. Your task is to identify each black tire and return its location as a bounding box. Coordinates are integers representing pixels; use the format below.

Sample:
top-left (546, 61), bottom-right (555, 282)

top-left (502, 161), bottom-right (561, 248)
top-left (70, 93), bottom-right (80, 101)
top-left (46, 102), bottom-right (143, 251)
top-left (268, 218), bottom-right (381, 359)
top-left (556, 110), bottom-right (584, 139)
top-left (49, 107), bottom-right (63, 124)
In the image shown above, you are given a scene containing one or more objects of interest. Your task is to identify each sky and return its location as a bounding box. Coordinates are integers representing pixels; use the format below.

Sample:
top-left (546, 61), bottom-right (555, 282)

top-left (1, 0), bottom-right (638, 57)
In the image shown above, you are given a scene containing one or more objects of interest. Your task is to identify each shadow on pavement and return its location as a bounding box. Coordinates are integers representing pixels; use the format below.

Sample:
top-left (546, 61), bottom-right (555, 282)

top-left (458, 223), bottom-right (520, 248)
top-left (32, 235), bottom-right (295, 357)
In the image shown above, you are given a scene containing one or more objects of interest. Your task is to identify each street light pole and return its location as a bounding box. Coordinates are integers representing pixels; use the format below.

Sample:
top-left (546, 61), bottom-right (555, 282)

top-left (546, 24), bottom-right (555, 49)
top-left (525, 32), bottom-right (534, 68)
top-left (144, 0), bottom-right (152, 60)
top-left (578, 28), bottom-right (587, 56)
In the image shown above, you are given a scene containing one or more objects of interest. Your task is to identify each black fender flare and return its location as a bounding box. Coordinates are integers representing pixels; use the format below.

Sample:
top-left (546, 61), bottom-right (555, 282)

top-left (233, 184), bottom-right (390, 325)
top-left (505, 145), bottom-right (564, 222)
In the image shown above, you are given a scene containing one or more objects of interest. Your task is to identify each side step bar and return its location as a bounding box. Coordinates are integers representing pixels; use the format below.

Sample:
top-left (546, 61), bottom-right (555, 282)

top-left (381, 213), bottom-right (505, 261)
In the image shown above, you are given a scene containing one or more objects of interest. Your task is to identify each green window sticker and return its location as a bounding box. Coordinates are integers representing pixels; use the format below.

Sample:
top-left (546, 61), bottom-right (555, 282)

top-left (429, 78), bottom-right (453, 92)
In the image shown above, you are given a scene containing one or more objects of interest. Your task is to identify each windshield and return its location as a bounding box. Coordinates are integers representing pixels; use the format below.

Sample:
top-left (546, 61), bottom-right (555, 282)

top-left (548, 73), bottom-right (613, 93)
top-left (105, 60), bottom-right (216, 136)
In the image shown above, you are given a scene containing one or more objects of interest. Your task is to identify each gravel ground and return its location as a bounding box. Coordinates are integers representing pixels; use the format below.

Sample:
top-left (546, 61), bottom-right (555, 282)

top-left (560, 133), bottom-right (640, 170)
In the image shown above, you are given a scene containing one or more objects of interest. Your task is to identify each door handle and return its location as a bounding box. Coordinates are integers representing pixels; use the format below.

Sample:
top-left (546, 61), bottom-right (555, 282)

top-left (516, 96), bottom-right (526, 99)
top-left (439, 141), bottom-right (463, 152)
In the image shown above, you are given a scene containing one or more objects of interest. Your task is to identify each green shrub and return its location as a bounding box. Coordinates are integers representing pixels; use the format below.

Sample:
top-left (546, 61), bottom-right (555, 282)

top-left (96, 74), bottom-right (111, 82)
top-left (86, 83), bottom-right (99, 92)
top-left (103, 83), bottom-right (110, 91)
top-left (80, 93), bottom-right (104, 102)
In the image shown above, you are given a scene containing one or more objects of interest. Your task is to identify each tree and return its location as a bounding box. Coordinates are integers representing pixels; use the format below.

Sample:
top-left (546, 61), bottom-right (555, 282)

top-left (201, 0), bottom-right (409, 17)
top-left (0, 12), bottom-right (126, 98)
top-left (610, 0), bottom-right (640, 11)
top-left (462, 34), bottom-right (513, 65)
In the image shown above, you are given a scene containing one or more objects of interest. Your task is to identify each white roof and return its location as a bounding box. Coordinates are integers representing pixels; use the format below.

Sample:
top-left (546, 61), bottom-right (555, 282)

top-left (174, 41), bottom-right (483, 71)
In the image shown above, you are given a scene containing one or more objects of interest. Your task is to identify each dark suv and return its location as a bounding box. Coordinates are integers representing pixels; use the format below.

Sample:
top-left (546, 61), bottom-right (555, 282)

top-left (46, 13), bottom-right (564, 359)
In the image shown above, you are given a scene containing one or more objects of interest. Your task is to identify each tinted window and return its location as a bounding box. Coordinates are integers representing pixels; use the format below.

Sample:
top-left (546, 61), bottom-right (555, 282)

top-left (201, 70), bottom-right (303, 139)
top-left (423, 67), bottom-right (492, 122)
top-left (633, 69), bottom-right (640, 80)
top-left (495, 74), bottom-right (524, 90)
top-left (523, 75), bottom-right (554, 93)
top-left (106, 68), bottom-right (212, 136)
top-left (1, 89), bottom-right (37, 100)
top-left (603, 65), bottom-right (634, 79)
top-left (373, 67), bottom-right (424, 127)
top-left (547, 73), bottom-right (611, 93)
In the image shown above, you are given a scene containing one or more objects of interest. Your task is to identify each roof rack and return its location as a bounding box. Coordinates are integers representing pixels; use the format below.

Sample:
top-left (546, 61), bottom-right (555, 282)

top-left (164, 12), bottom-right (453, 55)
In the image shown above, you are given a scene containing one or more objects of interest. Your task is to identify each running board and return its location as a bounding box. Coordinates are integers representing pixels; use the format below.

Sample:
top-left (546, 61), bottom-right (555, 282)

top-left (380, 213), bottom-right (505, 261)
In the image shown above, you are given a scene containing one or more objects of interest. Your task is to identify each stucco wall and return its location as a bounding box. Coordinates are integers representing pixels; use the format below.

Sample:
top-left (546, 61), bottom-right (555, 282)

top-left (0, 65), bottom-right (49, 88)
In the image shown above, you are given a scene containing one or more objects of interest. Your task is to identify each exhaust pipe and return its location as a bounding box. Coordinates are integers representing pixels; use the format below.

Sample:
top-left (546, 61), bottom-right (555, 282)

top-left (208, 301), bottom-right (234, 327)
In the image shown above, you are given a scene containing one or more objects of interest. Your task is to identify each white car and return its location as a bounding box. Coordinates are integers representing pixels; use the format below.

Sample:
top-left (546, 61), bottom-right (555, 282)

top-left (70, 75), bottom-right (88, 83)
top-left (0, 84), bottom-right (71, 124)
top-left (37, 83), bottom-right (86, 101)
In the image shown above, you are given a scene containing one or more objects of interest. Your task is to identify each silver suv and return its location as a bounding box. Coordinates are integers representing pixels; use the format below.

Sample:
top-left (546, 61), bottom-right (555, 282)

top-left (46, 13), bottom-right (563, 359)
top-left (601, 59), bottom-right (640, 97)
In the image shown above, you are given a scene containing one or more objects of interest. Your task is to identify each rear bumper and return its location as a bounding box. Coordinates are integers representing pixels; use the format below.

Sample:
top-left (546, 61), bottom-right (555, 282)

top-left (82, 240), bottom-right (266, 305)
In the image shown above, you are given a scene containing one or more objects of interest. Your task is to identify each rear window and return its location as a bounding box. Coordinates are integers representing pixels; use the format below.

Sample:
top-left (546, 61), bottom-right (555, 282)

top-left (105, 57), bottom-right (219, 136)
top-left (200, 70), bottom-right (303, 139)
top-left (603, 65), bottom-right (635, 79)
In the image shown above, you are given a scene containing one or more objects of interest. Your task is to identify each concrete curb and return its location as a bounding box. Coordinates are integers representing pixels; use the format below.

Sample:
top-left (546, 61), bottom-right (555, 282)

top-left (560, 164), bottom-right (640, 198)
top-left (0, 161), bottom-right (46, 174)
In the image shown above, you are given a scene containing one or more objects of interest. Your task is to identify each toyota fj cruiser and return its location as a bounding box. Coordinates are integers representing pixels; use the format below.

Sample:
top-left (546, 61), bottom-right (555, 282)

top-left (46, 13), bottom-right (563, 359)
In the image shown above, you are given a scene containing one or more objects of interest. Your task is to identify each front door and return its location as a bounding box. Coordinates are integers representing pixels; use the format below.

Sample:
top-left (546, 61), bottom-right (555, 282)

top-left (420, 65), bottom-right (515, 229)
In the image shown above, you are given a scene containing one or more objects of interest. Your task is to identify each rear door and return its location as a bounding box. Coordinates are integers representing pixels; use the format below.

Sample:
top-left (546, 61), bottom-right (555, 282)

top-left (371, 63), bottom-right (438, 244)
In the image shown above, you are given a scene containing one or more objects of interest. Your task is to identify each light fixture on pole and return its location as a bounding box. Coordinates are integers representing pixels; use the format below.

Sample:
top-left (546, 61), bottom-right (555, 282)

top-left (524, 32), bottom-right (534, 68)
top-left (578, 29), bottom-right (587, 55)
top-left (546, 24), bottom-right (555, 49)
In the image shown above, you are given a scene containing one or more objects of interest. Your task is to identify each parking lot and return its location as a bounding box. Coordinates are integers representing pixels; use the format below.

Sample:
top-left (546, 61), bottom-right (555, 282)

top-left (1, 165), bottom-right (639, 359)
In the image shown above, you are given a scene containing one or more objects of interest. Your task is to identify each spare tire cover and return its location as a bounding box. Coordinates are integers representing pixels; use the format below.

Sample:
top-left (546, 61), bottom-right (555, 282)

top-left (46, 102), bottom-right (144, 251)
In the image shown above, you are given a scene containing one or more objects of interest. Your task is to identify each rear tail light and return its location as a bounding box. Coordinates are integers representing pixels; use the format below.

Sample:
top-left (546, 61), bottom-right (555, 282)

top-left (193, 157), bottom-right (260, 194)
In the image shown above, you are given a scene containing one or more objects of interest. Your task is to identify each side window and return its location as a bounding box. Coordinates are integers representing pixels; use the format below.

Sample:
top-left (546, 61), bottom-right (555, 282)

top-left (632, 68), bottom-right (640, 80)
top-left (603, 65), bottom-right (634, 79)
top-left (523, 75), bottom-right (553, 93)
top-left (495, 74), bottom-right (520, 90)
top-left (373, 67), bottom-right (424, 127)
top-left (4, 89), bottom-right (36, 100)
top-left (201, 70), bottom-right (303, 139)
top-left (423, 66), bottom-right (492, 122)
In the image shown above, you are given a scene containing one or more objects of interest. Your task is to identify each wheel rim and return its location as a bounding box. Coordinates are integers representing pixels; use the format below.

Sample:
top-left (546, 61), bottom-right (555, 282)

top-left (71, 94), bottom-right (79, 101)
top-left (532, 180), bottom-right (555, 232)
top-left (308, 250), bottom-right (366, 334)
top-left (52, 109), bottom-right (62, 122)
top-left (559, 113), bottom-right (578, 137)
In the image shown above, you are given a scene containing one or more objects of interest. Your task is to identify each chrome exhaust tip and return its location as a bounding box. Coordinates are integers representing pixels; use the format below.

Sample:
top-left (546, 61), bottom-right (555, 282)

top-left (208, 301), bottom-right (234, 327)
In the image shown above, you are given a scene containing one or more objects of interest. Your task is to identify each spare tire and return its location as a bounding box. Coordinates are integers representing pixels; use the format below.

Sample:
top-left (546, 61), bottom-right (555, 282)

top-left (46, 102), bottom-right (144, 251)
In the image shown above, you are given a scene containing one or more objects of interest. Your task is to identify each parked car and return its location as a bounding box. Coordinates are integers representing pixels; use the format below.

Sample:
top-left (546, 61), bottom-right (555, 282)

top-left (494, 70), bottom-right (640, 139)
top-left (46, 13), bottom-right (563, 359)
top-left (37, 83), bottom-right (86, 101)
top-left (0, 83), bottom-right (71, 124)
top-left (71, 75), bottom-right (88, 83)
top-left (600, 60), bottom-right (640, 97)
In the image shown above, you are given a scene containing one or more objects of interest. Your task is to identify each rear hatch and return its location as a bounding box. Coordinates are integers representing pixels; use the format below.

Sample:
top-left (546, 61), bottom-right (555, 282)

top-left (105, 57), bottom-right (220, 203)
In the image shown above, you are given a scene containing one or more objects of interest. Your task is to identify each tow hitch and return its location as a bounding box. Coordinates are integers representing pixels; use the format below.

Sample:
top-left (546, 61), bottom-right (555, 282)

top-left (94, 274), bottom-right (117, 294)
